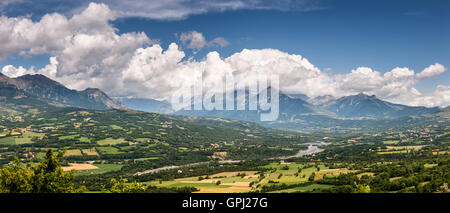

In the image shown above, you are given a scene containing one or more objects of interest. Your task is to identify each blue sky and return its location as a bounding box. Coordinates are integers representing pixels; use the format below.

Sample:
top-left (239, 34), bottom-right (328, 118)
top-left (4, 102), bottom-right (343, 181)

top-left (113, 0), bottom-right (450, 92)
top-left (0, 0), bottom-right (449, 105)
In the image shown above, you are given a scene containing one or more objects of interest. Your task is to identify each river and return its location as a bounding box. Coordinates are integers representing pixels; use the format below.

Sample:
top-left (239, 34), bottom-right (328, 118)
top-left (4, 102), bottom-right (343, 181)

top-left (283, 145), bottom-right (324, 159)
top-left (134, 141), bottom-right (329, 176)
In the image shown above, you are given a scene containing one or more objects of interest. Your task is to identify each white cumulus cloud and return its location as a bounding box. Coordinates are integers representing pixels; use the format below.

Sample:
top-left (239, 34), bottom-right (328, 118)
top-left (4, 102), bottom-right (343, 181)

top-left (0, 2), bottom-right (449, 108)
top-left (1, 64), bottom-right (35, 77)
top-left (416, 63), bottom-right (446, 79)
top-left (179, 31), bottom-right (229, 51)
top-left (334, 63), bottom-right (449, 106)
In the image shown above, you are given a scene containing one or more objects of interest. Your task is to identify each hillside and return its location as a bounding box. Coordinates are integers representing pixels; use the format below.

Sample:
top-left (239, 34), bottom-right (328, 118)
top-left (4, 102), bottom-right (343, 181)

top-left (1, 73), bottom-right (125, 110)
top-left (0, 74), bottom-right (57, 117)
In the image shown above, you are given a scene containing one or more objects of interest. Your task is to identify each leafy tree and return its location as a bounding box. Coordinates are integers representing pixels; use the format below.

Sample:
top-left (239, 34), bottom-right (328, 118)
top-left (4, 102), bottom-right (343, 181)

top-left (281, 165), bottom-right (289, 170)
top-left (309, 172), bottom-right (315, 181)
top-left (438, 183), bottom-right (449, 193)
top-left (110, 178), bottom-right (147, 193)
top-left (0, 149), bottom-right (84, 193)
top-left (0, 158), bottom-right (33, 193)
top-left (355, 184), bottom-right (371, 193)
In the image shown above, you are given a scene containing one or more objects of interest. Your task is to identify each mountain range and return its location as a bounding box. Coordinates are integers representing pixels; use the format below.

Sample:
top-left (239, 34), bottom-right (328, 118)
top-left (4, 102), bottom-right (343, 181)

top-left (318, 93), bottom-right (440, 118)
top-left (0, 72), bottom-right (444, 131)
top-left (175, 88), bottom-right (440, 121)
top-left (114, 97), bottom-right (173, 114)
top-left (0, 73), bottom-right (124, 110)
top-left (175, 88), bottom-right (320, 122)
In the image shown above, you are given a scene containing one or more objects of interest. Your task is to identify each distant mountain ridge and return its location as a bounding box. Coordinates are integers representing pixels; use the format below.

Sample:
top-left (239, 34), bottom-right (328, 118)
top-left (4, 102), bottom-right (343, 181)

top-left (309, 95), bottom-right (336, 105)
top-left (1, 72), bottom-right (444, 131)
top-left (174, 89), bottom-right (442, 126)
top-left (0, 73), bottom-right (125, 110)
top-left (175, 88), bottom-right (323, 122)
top-left (318, 93), bottom-right (440, 118)
top-left (115, 97), bottom-right (173, 114)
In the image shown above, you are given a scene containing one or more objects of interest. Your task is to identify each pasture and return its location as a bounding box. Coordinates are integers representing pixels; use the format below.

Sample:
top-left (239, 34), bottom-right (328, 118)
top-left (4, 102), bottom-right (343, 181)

top-left (383, 140), bottom-right (399, 145)
top-left (59, 134), bottom-right (80, 140)
top-left (270, 184), bottom-right (333, 193)
top-left (97, 147), bottom-right (123, 154)
top-left (15, 131), bottom-right (45, 144)
top-left (75, 164), bottom-right (123, 175)
top-left (0, 131), bottom-right (44, 145)
top-left (97, 138), bottom-right (127, 145)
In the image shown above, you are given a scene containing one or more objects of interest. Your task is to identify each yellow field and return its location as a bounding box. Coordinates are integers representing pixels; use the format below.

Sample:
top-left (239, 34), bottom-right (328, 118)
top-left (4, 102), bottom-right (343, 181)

top-left (64, 149), bottom-right (82, 156)
top-left (389, 176), bottom-right (402, 182)
top-left (62, 163), bottom-right (98, 171)
top-left (386, 145), bottom-right (424, 150)
top-left (82, 148), bottom-right (99, 156)
top-left (268, 173), bottom-right (308, 184)
top-left (210, 171), bottom-right (257, 178)
top-left (194, 185), bottom-right (251, 193)
top-left (377, 150), bottom-right (408, 154)
top-left (144, 171), bottom-right (258, 193)
top-left (314, 168), bottom-right (358, 180)
top-left (179, 179), bottom-right (218, 183)
top-left (357, 172), bottom-right (375, 178)
top-left (97, 138), bottom-right (126, 145)
top-left (432, 151), bottom-right (449, 155)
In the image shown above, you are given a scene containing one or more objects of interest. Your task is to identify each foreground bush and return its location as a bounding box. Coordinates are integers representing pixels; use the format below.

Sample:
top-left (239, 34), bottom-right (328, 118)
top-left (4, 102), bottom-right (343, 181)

top-left (0, 149), bottom-right (84, 193)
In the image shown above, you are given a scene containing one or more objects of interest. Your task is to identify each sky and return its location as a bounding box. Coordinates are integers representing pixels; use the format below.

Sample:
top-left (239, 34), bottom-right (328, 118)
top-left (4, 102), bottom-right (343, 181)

top-left (0, 0), bottom-right (449, 107)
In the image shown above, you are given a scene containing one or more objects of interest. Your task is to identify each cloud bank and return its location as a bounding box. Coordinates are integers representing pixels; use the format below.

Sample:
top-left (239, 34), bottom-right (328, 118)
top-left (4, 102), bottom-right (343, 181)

top-left (1, 3), bottom-right (449, 107)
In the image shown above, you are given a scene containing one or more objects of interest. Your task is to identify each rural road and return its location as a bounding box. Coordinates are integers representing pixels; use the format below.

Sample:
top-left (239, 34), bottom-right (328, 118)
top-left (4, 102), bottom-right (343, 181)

top-left (134, 160), bottom-right (241, 176)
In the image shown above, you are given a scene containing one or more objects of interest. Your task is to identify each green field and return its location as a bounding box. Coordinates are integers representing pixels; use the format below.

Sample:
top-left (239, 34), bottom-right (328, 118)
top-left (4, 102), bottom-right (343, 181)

top-left (75, 164), bottom-right (123, 176)
top-left (0, 136), bottom-right (15, 145)
top-left (97, 138), bottom-right (127, 145)
top-left (97, 147), bottom-right (124, 154)
top-left (109, 125), bottom-right (123, 130)
top-left (270, 184), bottom-right (333, 193)
top-left (383, 140), bottom-right (400, 145)
top-left (59, 134), bottom-right (80, 140)
top-left (135, 138), bottom-right (151, 143)
top-left (126, 157), bottom-right (160, 162)
top-left (261, 163), bottom-right (329, 185)
top-left (78, 137), bottom-right (91, 143)
top-left (15, 131), bottom-right (45, 144)
top-left (36, 152), bottom-right (46, 158)
top-left (218, 176), bottom-right (258, 183)
top-left (0, 131), bottom-right (45, 145)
